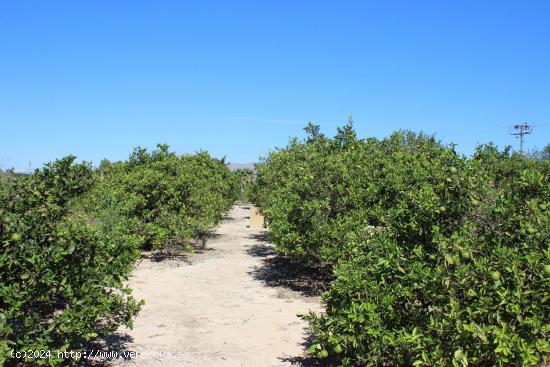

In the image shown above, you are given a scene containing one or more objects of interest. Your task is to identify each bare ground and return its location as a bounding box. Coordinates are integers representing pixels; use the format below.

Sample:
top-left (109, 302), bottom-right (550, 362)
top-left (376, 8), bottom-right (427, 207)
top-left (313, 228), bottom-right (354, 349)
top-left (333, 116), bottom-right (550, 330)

top-left (97, 205), bottom-right (323, 367)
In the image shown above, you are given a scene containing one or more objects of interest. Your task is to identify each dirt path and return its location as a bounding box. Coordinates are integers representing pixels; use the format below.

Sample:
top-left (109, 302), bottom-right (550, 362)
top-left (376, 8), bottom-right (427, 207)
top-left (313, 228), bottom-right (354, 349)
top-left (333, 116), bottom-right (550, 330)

top-left (107, 205), bottom-right (322, 366)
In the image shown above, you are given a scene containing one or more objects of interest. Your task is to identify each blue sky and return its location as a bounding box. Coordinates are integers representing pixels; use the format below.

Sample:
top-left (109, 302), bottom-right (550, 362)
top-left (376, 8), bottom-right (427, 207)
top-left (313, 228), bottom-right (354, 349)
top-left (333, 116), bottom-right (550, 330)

top-left (1, 0), bottom-right (549, 170)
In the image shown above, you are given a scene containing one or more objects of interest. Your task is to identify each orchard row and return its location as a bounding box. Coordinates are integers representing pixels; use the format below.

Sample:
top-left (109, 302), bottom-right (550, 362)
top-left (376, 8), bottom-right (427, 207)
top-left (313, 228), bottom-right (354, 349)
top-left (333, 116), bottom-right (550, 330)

top-left (252, 123), bottom-right (550, 366)
top-left (0, 145), bottom-right (239, 366)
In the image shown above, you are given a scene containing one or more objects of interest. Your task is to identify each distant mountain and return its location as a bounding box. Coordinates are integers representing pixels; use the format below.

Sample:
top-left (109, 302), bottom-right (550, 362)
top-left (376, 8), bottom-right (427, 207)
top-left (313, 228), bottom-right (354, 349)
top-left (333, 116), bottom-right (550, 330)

top-left (226, 162), bottom-right (256, 171)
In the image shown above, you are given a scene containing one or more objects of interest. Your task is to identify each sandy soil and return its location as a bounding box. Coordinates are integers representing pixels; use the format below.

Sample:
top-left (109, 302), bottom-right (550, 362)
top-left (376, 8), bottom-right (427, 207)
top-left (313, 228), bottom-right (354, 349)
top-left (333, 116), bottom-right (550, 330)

top-left (103, 205), bottom-right (323, 367)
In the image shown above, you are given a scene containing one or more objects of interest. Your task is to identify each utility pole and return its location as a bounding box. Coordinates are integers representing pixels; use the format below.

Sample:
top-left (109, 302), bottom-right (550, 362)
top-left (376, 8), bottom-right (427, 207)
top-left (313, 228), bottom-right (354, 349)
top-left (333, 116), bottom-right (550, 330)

top-left (510, 123), bottom-right (533, 156)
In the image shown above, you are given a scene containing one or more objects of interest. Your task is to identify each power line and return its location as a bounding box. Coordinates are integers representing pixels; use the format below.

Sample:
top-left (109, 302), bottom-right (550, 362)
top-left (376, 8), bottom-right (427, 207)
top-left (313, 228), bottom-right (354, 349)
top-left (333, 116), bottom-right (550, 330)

top-left (510, 123), bottom-right (533, 156)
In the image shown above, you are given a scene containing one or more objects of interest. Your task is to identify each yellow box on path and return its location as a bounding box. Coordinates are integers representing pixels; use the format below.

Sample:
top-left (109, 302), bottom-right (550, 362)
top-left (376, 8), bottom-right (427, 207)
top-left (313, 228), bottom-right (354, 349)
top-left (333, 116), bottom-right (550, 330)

top-left (250, 207), bottom-right (265, 228)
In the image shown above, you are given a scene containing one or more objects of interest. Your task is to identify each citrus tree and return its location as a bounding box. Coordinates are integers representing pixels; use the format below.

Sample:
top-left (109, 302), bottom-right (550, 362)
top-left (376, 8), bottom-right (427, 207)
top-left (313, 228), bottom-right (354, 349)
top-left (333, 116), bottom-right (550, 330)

top-left (254, 124), bottom-right (550, 366)
top-left (0, 157), bottom-right (141, 366)
top-left (81, 144), bottom-right (239, 250)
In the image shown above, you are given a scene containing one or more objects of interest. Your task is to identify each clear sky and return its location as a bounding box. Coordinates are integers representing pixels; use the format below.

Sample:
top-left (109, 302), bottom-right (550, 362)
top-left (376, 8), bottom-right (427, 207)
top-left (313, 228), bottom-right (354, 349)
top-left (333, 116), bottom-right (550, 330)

top-left (1, 0), bottom-right (549, 171)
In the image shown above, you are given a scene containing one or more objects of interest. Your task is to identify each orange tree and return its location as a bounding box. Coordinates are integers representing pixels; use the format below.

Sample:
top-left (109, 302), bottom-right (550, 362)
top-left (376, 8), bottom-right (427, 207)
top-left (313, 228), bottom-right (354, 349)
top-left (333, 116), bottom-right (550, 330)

top-left (81, 144), bottom-right (239, 250)
top-left (0, 157), bottom-right (141, 366)
top-left (253, 124), bottom-right (550, 366)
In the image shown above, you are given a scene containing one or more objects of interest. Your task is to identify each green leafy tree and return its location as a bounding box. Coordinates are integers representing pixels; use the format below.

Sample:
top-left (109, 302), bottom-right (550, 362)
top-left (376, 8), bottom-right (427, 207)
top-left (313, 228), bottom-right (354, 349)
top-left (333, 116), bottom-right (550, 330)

top-left (0, 157), bottom-right (141, 366)
top-left (254, 124), bottom-right (550, 366)
top-left (82, 145), bottom-right (239, 250)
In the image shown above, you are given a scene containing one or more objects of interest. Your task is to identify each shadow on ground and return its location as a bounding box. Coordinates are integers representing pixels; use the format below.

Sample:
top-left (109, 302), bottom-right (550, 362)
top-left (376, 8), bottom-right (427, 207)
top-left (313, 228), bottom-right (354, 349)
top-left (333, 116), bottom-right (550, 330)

top-left (246, 231), bottom-right (330, 365)
top-left (246, 233), bottom-right (333, 298)
top-left (248, 231), bottom-right (271, 244)
top-left (277, 333), bottom-right (327, 366)
top-left (70, 333), bottom-right (134, 366)
top-left (139, 232), bottom-right (221, 263)
top-left (141, 251), bottom-right (192, 263)
top-left (279, 354), bottom-right (322, 366)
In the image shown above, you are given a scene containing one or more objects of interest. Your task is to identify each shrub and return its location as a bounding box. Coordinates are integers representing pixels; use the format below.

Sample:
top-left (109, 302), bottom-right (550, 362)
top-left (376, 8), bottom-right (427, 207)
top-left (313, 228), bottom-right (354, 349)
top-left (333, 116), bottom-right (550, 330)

top-left (82, 144), bottom-right (239, 250)
top-left (253, 123), bottom-right (371, 263)
top-left (254, 124), bottom-right (466, 264)
top-left (254, 124), bottom-right (550, 366)
top-left (305, 152), bottom-right (549, 366)
top-left (0, 157), bottom-right (141, 366)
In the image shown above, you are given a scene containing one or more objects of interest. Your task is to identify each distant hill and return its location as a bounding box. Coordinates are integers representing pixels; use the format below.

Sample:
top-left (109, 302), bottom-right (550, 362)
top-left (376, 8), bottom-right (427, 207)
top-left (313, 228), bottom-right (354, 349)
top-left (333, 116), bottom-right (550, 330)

top-left (226, 163), bottom-right (256, 171)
